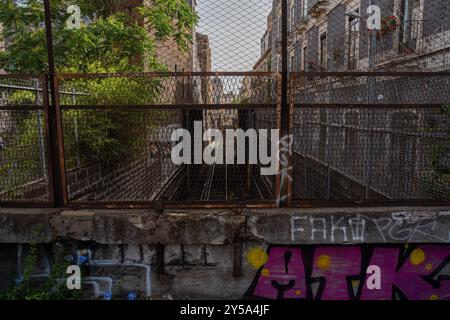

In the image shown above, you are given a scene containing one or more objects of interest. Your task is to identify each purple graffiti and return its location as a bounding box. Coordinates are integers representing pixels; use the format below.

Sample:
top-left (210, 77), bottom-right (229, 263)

top-left (251, 247), bottom-right (307, 299)
top-left (311, 247), bottom-right (362, 300)
top-left (360, 245), bottom-right (450, 300)
top-left (245, 245), bottom-right (450, 300)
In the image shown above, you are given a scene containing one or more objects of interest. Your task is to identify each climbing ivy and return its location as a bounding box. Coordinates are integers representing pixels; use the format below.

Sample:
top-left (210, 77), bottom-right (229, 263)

top-left (0, 243), bottom-right (82, 300)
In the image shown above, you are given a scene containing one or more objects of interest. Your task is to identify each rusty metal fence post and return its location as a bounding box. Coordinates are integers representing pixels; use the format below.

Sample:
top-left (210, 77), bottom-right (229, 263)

top-left (276, 0), bottom-right (293, 207)
top-left (43, 0), bottom-right (68, 207)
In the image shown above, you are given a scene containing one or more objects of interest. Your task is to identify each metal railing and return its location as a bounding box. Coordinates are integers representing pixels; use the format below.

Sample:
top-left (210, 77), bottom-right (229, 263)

top-left (1, 71), bottom-right (448, 208)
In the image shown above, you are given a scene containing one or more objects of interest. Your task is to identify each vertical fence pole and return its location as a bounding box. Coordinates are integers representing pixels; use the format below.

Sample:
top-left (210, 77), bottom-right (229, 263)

top-left (34, 78), bottom-right (47, 177)
top-left (43, 0), bottom-right (68, 207)
top-left (276, 0), bottom-right (293, 207)
top-left (365, 2), bottom-right (377, 199)
top-left (42, 74), bottom-right (55, 205)
top-left (72, 87), bottom-right (81, 168)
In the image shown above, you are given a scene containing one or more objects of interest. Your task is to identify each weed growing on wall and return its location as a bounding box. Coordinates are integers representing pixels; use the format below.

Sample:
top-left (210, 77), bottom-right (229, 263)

top-left (0, 243), bottom-right (82, 300)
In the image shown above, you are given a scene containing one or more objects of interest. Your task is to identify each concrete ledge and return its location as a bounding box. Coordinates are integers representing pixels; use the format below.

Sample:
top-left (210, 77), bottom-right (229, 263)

top-left (0, 207), bottom-right (449, 245)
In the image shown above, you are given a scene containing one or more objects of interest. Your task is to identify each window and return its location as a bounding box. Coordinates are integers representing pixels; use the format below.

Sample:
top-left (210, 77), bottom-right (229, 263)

top-left (302, 46), bottom-right (308, 71)
top-left (302, 0), bottom-right (309, 20)
top-left (400, 0), bottom-right (421, 53)
top-left (278, 15), bottom-right (282, 38)
top-left (348, 16), bottom-right (360, 69)
top-left (320, 33), bottom-right (327, 70)
top-left (290, 4), bottom-right (296, 31)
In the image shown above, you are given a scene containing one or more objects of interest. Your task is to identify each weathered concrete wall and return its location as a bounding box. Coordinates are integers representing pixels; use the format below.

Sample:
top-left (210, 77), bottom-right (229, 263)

top-left (0, 207), bottom-right (449, 300)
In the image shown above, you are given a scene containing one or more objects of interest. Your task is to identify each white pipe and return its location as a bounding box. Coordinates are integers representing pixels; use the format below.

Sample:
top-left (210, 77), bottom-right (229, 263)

top-left (83, 281), bottom-right (100, 297)
top-left (90, 260), bottom-right (152, 298)
top-left (84, 276), bottom-right (113, 293)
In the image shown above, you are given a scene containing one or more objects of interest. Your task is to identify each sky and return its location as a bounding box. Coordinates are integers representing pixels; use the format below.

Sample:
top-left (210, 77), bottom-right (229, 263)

top-left (196, 0), bottom-right (273, 71)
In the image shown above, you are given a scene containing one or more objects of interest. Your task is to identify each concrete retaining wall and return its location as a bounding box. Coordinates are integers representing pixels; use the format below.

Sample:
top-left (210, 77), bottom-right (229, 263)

top-left (0, 207), bottom-right (448, 300)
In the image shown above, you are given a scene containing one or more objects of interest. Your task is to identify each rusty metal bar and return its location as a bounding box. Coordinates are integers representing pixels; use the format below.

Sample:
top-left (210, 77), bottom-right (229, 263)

top-left (60, 104), bottom-right (277, 110)
top-left (0, 74), bottom-right (43, 79)
top-left (0, 105), bottom-right (44, 111)
top-left (290, 200), bottom-right (450, 208)
top-left (290, 71), bottom-right (450, 77)
top-left (57, 71), bottom-right (279, 80)
top-left (41, 74), bottom-right (55, 206)
top-left (293, 103), bottom-right (449, 109)
top-left (275, 0), bottom-right (291, 208)
top-left (43, 0), bottom-right (68, 207)
top-left (67, 201), bottom-right (277, 210)
top-left (0, 202), bottom-right (57, 208)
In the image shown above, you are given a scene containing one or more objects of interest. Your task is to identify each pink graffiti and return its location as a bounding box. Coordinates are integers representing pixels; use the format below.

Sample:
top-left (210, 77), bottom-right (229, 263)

top-left (311, 247), bottom-right (361, 300)
top-left (360, 245), bottom-right (450, 300)
top-left (245, 245), bottom-right (450, 300)
top-left (252, 247), bottom-right (307, 299)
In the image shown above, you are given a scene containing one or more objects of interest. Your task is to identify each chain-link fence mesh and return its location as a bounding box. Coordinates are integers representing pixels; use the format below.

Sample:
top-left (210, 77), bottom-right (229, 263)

top-left (291, 73), bottom-right (449, 201)
top-left (0, 0), bottom-right (449, 206)
top-left (0, 75), bottom-right (51, 203)
top-left (59, 73), bottom-right (278, 203)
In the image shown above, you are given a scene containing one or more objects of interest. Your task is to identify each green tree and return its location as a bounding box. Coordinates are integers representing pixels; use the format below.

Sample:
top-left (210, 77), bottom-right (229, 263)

top-left (0, 0), bottom-right (198, 195)
top-left (0, 0), bottom-right (198, 73)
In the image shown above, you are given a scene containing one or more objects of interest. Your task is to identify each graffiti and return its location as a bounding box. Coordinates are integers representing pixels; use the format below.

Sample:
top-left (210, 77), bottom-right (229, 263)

top-left (290, 212), bottom-right (450, 243)
top-left (246, 247), bottom-right (269, 270)
top-left (276, 134), bottom-right (293, 207)
top-left (245, 245), bottom-right (450, 300)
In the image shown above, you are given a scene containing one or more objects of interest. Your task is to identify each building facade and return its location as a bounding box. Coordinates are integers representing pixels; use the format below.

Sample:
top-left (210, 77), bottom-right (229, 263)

top-left (254, 0), bottom-right (450, 200)
top-left (259, 0), bottom-right (449, 73)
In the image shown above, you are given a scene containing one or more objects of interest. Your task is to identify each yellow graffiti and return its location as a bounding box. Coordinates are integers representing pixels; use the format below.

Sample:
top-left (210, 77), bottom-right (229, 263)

top-left (410, 248), bottom-right (426, 266)
top-left (425, 263), bottom-right (433, 271)
top-left (295, 290), bottom-right (302, 296)
top-left (261, 268), bottom-right (270, 277)
top-left (429, 295), bottom-right (439, 300)
top-left (316, 255), bottom-right (331, 270)
top-left (246, 247), bottom-right (268, 269)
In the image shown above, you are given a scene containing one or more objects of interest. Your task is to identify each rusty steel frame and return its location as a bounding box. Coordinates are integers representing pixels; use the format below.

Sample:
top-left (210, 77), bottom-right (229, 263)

top-left (60, 104), bottom-right (278, 110)
top-left (1, 0), bottom-right (448, 209)
top-left (67, 201), bottom-right (278, 210)
top-left (1, 71), bottom-right (449, 209)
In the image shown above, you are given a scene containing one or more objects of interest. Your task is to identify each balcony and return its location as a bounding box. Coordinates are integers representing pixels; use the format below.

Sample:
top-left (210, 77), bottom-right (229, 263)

top-left (375, 20), bottom-right (426, 65)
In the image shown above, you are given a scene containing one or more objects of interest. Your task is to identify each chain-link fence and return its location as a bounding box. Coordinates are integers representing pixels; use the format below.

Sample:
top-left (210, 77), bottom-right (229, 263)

top-left (58, 73), bottom-right (278, 204)
top-left (292, 73), bottom-right (449, 201)
top-left (0, 75), bottom-right (51, 204)
top-left (0, 0), bottom-right (448, 207)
